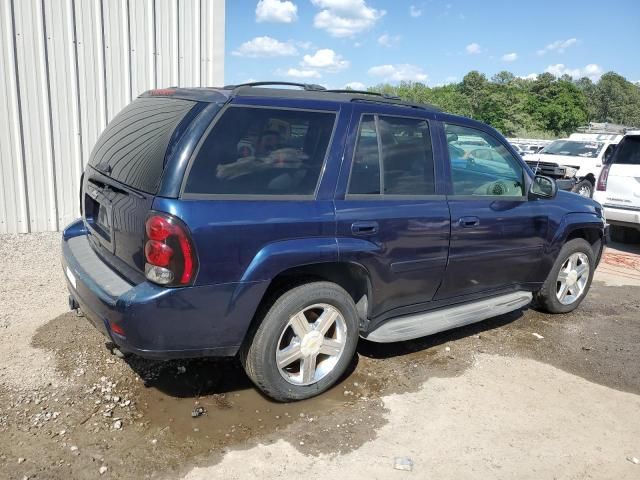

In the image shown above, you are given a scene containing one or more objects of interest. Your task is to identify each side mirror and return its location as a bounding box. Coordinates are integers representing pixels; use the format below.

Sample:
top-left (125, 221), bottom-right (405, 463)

top-left (529, 175), bottom-right (557, 199)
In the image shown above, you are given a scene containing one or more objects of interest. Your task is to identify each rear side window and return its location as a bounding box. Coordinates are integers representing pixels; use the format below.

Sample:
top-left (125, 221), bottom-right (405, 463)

top-left (348, 114), bottom-right (435, 196)
top-left (89, 97), bottom-right (196, 193)
top-left (184, 106), bottom-right (336, 196)
top-left (612, 136), bottom-right (640, 165)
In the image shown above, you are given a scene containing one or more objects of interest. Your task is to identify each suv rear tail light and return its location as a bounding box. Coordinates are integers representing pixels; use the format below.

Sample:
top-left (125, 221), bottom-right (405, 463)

top-left (596, 164), bottom-right (611, 191)
top-left (144, 213), bottom-right (198, 286)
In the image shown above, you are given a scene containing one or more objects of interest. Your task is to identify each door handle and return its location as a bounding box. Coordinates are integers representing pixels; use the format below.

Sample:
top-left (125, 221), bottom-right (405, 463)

top-left (351, 221), bottom-right (379, 236)
top-left (458, 216), bottom-right (480, 228)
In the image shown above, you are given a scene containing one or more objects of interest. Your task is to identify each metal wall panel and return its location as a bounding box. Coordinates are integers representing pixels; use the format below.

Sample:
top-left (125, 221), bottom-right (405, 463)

top-left (0, 0), bottom-right (225, 233)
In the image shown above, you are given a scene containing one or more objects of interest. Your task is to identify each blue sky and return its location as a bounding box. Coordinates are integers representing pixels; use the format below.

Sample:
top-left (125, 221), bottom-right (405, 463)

top-left (225, 0), bottom-right (640, 89)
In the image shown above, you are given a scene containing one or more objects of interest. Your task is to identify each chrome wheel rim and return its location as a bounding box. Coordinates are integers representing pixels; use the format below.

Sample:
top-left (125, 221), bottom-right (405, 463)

top-left (556, 252), bottom-right (590, 305)
top-left (577, 184), bottom-right (592, 197)
top-left (276, 303), bottom-right (347, 386)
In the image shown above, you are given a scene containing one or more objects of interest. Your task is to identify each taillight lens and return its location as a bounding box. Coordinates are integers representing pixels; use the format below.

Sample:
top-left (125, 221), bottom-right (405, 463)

top-left (144, 213), bottom-right (198, 286)
top-left (597, 165), bottom-right (610, 191)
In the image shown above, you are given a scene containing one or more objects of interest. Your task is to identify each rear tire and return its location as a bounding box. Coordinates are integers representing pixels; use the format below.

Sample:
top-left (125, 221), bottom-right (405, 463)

top-left (241, 282), bottom-right (359, 402)
top-left (534, 238), bottom-right (595, 314)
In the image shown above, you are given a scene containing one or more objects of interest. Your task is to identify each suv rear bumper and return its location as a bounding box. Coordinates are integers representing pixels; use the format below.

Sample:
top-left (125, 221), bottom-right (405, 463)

top-left (62, 219), bottom-right (267, 360)
top-left (602, 205), bottom-right (640, 231)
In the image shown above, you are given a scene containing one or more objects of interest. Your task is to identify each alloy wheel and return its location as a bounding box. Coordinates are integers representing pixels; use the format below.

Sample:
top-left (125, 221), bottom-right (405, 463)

top-left (556, 252), bottom-right (590, 305)
top-left (275, 303), bottom-right (347, 386)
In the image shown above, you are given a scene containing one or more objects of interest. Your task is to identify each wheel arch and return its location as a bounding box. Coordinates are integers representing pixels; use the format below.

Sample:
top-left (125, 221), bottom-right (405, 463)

top-left (240, 261), bottom-right (373, 349)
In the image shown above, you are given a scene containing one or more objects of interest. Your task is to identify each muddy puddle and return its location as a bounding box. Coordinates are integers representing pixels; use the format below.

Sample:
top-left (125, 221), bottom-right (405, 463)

top-left (8, 281), bottom-right (638, 479)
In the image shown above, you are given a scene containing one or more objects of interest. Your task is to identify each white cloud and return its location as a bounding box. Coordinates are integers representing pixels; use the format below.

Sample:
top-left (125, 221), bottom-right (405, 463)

top-left (465, 42), bottom-right (481, 54)
top-left (232, 36), bottom-right (298, 58)
top-left (409, 5), bottom-right (422, 17)
top-left (545, 63), bottom-right (603, 81)
top-left (377, 33), bottom-right (400, 47)
top-left (501, 52), bottom-right (518, 62)
top-left (311, 0), bottom-right (385, 38)
top-left (518, 73), bottom-right (538, 80)
top-left (537, 38), bottom-right (577, 55)
top-left (255, 0), bottom-right (298, 23)
top-left (285, 68), bottom-right (321, 79)
top-left (301, 49), bottom-right (350, 72)
top-left (345, 81), bottom-right (366, 90)
top-left (368, 64), bottom-right (428, 83)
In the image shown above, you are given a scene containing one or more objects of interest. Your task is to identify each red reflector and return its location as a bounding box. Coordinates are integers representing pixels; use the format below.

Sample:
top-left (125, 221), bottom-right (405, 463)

top-left (146, 215), bottom-right (172, 241)
top-left (110, 321), bottom-right (125, 336)
top-left (145, 240), bottom-right (173, 267)
top-left (177, 232), bottom-right (195, 284)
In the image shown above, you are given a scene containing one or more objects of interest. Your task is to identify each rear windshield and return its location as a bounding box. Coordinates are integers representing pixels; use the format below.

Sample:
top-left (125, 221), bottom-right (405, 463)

top-left (88, 97), bottom-right (196, 193)
top-left (184, 106), bottom-right (336, 196)
top-left (612, 136), bottom-right (640, 165)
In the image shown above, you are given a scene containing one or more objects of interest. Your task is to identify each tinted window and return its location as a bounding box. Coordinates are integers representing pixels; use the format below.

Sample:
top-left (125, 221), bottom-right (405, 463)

top-left (445, 124), bottom-right (525, 197)
top-left (348, 115), bottom-right (381, 195)
top-left (348, 115), bottom-right (435, 196)
top-left (185, 107), bottom-right (336, 195)
top-left (379, 116), bottom-right (434, 195)
top-left (612, 136), bottom-right (640, 165)
top-left (89, 97), bottom-right (196, 193)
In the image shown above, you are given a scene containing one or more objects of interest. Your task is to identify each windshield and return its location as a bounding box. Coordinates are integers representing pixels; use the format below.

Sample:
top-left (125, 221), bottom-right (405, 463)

top-left (539, 140), bottom-right (603, 158)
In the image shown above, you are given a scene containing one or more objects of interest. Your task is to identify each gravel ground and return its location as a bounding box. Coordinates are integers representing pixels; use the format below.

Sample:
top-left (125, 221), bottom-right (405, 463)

top-left (1, 233), bottom-right (639, 479)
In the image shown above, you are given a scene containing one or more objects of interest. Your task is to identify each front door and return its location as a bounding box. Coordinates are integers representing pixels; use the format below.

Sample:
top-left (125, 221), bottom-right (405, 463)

top-left (435, 122), bottom-right (548, 300)
top-left (334, 108), bottom-right (450, 319)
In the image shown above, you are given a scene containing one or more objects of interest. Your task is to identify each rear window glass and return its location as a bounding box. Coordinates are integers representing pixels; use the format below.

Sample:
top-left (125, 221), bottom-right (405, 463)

top-left (89, 97), bottom-right (196, 193)
top-left (184, 106), bottom-right (336, 196)
top-left (612, 136), bottom-right (640, 165)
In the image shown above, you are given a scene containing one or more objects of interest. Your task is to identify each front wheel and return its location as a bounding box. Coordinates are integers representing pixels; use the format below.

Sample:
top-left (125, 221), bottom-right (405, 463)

top-left (572, 179), bottom-right (593, 198)
top-left (241, 282), bottom-right (359, 401)
top-left (534, 238), bottom-right (595, 313)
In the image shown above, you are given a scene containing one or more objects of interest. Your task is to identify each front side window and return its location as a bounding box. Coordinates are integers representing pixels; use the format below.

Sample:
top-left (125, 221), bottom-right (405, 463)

top-left (184, 107), bottom-right (336, 195)
top-left (348, 115), bottom-right (435, 196)
top-left (445, 124), bottom-right (525, 197)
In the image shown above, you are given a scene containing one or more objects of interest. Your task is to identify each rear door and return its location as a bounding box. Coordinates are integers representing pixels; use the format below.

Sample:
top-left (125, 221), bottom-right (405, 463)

top-left (604, 135), bottom-right (640, 210)
top-left (334, 106), bottom-right (450, 318)
top-left (83, 96), bottom-right (200, 280)
top-left (435, 122), bottom-right (548, 300)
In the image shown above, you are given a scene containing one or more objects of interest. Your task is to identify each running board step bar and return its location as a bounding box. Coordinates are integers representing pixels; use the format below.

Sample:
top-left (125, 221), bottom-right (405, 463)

top-left (365, 291), bottom-right (533, 343)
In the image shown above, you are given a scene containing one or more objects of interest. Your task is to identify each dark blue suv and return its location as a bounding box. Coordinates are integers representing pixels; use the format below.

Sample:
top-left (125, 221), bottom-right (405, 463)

top-left (62, 82), bottom-right (606, 401)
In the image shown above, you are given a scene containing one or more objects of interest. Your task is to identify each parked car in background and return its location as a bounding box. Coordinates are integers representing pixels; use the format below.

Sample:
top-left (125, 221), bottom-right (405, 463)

top-left (594, 130), bottom-right (640, 242)
top-left (524, 133), bottom-right (622, 198)
top-left (62, 82), bottom-right (607, 401)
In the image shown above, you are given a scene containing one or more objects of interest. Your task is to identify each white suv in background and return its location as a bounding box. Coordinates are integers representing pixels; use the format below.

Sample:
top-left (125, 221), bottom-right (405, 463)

top-left (594, 131), bottom-right (640, 242)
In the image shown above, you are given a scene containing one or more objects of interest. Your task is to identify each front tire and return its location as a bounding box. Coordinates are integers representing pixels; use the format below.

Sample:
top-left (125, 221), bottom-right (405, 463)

top-left (534, 238), bottom-right (595, 313)
top-left (572, 179), bottom-right (593, 198)
top-left (241, 282), bottom-right (359, 402)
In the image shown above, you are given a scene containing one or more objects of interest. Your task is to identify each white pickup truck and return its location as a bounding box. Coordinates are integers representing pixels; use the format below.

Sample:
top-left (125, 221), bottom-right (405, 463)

top-left (523, 133), bottom-right (622, 198)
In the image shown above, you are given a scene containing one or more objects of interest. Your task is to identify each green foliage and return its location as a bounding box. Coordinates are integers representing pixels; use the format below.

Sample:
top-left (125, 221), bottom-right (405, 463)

top-left (369, 70), bottom-right (640, 137)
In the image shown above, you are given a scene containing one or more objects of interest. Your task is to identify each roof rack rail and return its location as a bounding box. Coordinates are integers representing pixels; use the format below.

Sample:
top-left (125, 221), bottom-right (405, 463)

top-left (324, 89), bottom-right (401, 100)
top-left (349, 97), bottom-right (441, 112)
top-left (223, 81), bottom-right (327, 92)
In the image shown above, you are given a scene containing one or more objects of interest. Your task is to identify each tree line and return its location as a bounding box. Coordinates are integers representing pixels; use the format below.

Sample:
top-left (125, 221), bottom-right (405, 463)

top-left (369, 71), bottom-right (640, 138)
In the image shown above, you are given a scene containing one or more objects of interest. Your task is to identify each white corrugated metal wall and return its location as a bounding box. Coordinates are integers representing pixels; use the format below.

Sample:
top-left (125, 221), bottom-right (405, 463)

top-left (0, 0), bottom-right (225, 233)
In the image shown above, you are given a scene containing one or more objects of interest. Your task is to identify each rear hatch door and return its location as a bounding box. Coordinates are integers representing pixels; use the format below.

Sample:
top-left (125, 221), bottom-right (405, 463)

top-left (605, 135), bottom-right (640, 209)
top-left (83, 96), bottom-right (199, 282)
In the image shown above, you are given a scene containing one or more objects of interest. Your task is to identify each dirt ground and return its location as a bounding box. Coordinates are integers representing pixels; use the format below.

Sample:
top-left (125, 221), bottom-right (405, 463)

top-left (1, 234), bottom-right (640, 479)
